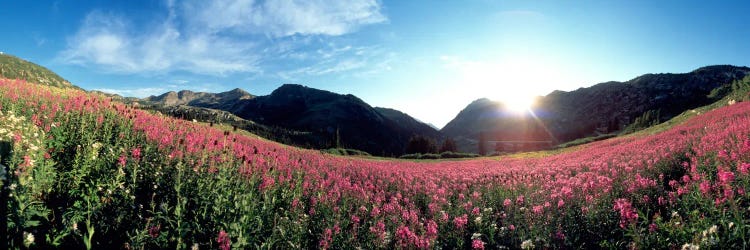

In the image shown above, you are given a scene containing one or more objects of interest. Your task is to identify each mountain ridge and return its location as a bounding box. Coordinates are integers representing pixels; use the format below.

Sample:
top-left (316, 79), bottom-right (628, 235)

top-left (142, 83), bottom-right (441, 156)
top-left (442, 64), bottom-right (750, 153)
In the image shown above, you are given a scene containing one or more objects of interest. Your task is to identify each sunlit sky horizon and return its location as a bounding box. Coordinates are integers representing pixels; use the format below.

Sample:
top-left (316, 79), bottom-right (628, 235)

top-left (2, 0), bottom-right (750, 128)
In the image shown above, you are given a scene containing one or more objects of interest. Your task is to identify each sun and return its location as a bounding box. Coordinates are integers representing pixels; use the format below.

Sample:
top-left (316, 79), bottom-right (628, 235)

top-left (502, 95), bottom-right (535, 113)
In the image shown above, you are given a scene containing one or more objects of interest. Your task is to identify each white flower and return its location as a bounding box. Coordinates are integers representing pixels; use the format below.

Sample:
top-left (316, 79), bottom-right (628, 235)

top-left (191, 243), bottom-right (200, 250)
top-left (472, 233), bottom-right (482, 239)
top-left (475, 216), bottom-right (482, 224)
top-left (708, 225), bottom-right (718, 234)
top-left (729, 222), bottom-right (735, 229)
top-left (23, 232), bottom-right (35, 247)
top-left (521, 239), bottom-right (535, 250)
top-left (681, 243), bottom-right (699, 250)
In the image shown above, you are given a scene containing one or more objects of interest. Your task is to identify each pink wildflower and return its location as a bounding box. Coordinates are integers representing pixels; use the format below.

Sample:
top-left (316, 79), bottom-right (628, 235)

top-left (217, 230), bottom-right (231, 250)
top-left (471, 238), bottom-right (485, 250)
top-left (453, 214), bottom-right (468, 229)
top-left (613, 198), bottom-right (638, 228)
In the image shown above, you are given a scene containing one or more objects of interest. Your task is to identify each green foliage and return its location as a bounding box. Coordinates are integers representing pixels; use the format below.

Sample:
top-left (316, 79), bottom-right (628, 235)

top-left (321, 148), bottom-right (371, 156)
top-left (439, 151), bottom-right (480, 159)
top-left (623, 109), bottom-right (661, 134)
top-left (398, 151), bottom-right (479, 160)
top-left (399, 153), bottom-right (441, 159)
top-left (556, 134), bottom-right (618, 149)
top-left (0, 54), bottom-right (78, 89)
top-left (405, 135), bottom-right (437, 154)
top-left (439, 138), bottom-right (457, 153)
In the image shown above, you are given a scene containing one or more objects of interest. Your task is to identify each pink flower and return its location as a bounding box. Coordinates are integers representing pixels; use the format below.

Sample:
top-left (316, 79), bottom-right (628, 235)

top-left (699, 181), bottom-right (712, 196)
top-left (426, 220), bottom-right (438, 238)
top-left (131, 147), bottom-right (142, 161)
top-left (395, 226), bottom-right (416, 248)
top-left (503, 198), bottom-right (512, 207)
top-left (718, 169), bottom-right (735, 185)
top-left (118, 154), bottom-right (127, 167)
top-left (319, 228), bottom-right (333, 249)
top-left (471, 238), bottom-right (485, 250)
top-left (259, 176), bottom-right (275, 191)
top-left (613, 198), bottom-right (638, 228)
top-left (516, 195), bottom-right (525, 205)
top-left (149, 224), bottom-right (160, 238)
top-left (217, 230), bottom-right (231, 250)
top-left (739, 163), bottom-right (750, 175)
top-left (453, 214), bottom-right (468, 229)
top-left (557, 199), bottom-right (565, 208)
top-left (648, 223), bottom-right (658, 232)
top-left (532, 205), bottom-right (544, 214)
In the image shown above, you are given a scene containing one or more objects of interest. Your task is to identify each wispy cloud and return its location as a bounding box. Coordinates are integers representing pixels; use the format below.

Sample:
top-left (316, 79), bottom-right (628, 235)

top-left (182, 0), bottom-right (386, 37)
top-left (59, 0), bottom-right (387, 76)
top-left (275, 45), bottom-right (393, 80)
top-left (93, 87), bottom-right (168, 97)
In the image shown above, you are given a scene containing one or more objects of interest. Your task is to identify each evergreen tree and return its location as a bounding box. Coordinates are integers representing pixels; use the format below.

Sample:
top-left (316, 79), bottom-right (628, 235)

top-left (439, 138), bottom-right (458, 153)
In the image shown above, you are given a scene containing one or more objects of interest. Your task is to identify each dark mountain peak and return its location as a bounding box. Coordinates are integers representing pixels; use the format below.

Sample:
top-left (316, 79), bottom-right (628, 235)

top-left (271, 84), bottom-right (337, 97)
top-left (227, 88), bottom-right (249, 95)
top-left (691, 65), bottom-right (750, 74)
top-left (470, 98), bottom-right (493, 105)
top-left (158, 91), bottom-right (178, 99)
top-left (273, 83), bottom-right (309, 93)
top-left (217, 88), bottom-right (253, 100)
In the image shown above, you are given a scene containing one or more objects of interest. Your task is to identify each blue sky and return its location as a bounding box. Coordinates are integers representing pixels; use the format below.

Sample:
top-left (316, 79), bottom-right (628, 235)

top-left (1, 0), bottom-right (749, 128)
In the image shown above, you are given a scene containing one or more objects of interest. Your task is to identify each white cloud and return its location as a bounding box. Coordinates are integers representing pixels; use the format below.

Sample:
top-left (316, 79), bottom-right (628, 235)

top-left (59, 10), bottom-right (259, 75)
top-left (184, 0), bottom-right (386, 37)
top-left (275, 45), bottom-right (393, 80)
top-left (59, 0), bottom-right (387, 75)
top-left (93, 87), bottom-right (167, 98)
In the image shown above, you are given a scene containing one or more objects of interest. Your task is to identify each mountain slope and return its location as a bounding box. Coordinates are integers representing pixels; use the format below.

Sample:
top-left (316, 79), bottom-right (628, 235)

top-left (374, 107), bottom-right (443, 140)
top-left (0, 53), bottom-right (78, 89)
top-left (145, 84), bottom-right (442, 156)
top-left (143, 88), bottom-right (254, 111)
top-left (230, 84), bottom-right (440, 156)
top-left (442, 65), bottom-right (750, 154)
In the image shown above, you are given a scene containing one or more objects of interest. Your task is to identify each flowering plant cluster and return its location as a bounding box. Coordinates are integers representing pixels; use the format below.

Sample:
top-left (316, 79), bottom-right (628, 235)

top-left (1, 78), bottom-right (750, 249)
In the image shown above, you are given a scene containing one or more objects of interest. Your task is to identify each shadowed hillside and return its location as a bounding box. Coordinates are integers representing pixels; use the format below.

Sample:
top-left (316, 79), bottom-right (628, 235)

top-left (443, 65), bottom-right (750, 154)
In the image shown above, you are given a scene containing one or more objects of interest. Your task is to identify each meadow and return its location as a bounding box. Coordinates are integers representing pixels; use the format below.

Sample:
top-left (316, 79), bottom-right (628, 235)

top-left (2, 78), bottom-right (750, 249)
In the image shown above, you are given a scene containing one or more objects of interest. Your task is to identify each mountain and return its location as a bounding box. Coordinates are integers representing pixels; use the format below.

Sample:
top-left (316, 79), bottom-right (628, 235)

top-left (374, 107), bottom-right (443, 140)
top-left (143, 88), bottom-right (253, 111)
top-left (145, 84), bottom-right (441, 156)
top-left (442, 65), bottom-right (750, 154)
top-left (0, 53), bottom-right (79, 89)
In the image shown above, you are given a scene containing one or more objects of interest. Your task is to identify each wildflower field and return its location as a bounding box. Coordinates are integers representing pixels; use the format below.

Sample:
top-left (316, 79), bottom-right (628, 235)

top-left (2, 78), bottom-right (750, 249)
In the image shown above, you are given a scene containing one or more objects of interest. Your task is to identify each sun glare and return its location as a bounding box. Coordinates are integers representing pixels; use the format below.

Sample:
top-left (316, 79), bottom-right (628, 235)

top-left (502, 95), bottom-right (535, 113)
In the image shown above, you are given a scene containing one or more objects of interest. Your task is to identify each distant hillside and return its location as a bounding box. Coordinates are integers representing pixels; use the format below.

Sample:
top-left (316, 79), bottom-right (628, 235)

top-left (0, 53), bottom-right (78, 89)
top-left (144, 84), bottom-right (442, 156)
top-left (143, 88), bottom-right (254, 111)
top-left (443, 65), bottom-right (750, 154)
top-left (374, 107), bottom-right (443, 140)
